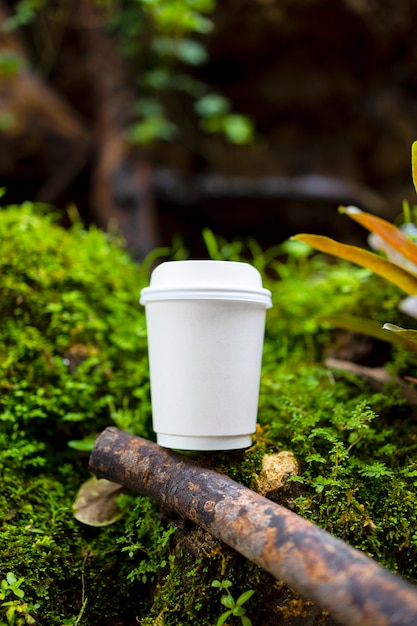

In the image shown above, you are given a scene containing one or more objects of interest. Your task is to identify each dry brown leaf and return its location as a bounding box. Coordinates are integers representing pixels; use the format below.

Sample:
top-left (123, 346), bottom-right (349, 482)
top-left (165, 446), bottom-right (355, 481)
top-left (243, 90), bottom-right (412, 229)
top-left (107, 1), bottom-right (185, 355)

top-left (73, 476), bottom-right (125, 527)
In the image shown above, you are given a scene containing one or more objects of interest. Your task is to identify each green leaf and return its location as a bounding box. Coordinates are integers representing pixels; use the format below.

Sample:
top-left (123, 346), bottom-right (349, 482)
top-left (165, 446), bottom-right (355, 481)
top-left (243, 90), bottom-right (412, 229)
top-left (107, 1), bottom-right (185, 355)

top-left (143, 68), bottom-right (171, 89)
top-left (152, 37), bottom-right (208, 65)
top-left (0, 51), bottom-right (25, 76)
top-left (359, 461), bottom-right (393, 478)
top-left (305, 452), bottom-right (326, 464)
top-left (2, 1), bottom-right (38, 30)
top-left (383, 323), bottom-right (417, 345)
top-left (67, 438), bottom-right (96, 452)
top-left (176, 39), bottom-right (208, 65)
top-left (236, 589), bottom-right (255, 606)
top-left (241, 616), bottom-right (253, 626)
top-left (202, 228), bottom-right (223, 259)
top-left (292, 234), bottom-right (417, 295)
top-left (223, 114), bottom-right (254, 144)
top-left (126, 117), bottom-right (177, 144)
top-left (221, 594), bottom-right (235, 609)
top-left (142, 1), bottom-right (214, 34)
top-left (340, 206), bottom-right (417, 266)
top-left (216, 610), bottom-right (232, 626)
top-left (194, 94), bottom-right (231, 118)
top-left (313, 476), bottom-right (334, 493)
top-left (233, 606), bottom-right (245, 616)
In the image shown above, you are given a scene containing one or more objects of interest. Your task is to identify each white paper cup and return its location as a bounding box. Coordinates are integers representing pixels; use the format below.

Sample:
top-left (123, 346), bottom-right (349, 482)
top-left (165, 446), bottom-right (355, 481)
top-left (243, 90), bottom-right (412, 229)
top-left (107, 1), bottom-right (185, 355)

top-left (140, 260), bottom-right (272, 450)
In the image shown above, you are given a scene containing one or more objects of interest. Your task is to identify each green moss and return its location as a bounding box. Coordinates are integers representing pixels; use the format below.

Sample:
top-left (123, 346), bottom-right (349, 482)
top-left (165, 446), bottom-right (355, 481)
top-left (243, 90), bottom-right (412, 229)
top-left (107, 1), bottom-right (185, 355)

top-left (137, 527), bottom-right (267, 626)
top-left (258, 362), bottom-right (417, 577)
top-left (258, 253), bottom-right (417, 582)
top-left (0, 205), bottom-right (152, 460)
top-left (0, 204), bottom-right (156, 624)
top-left (1, 208), bottom-right (416, 624)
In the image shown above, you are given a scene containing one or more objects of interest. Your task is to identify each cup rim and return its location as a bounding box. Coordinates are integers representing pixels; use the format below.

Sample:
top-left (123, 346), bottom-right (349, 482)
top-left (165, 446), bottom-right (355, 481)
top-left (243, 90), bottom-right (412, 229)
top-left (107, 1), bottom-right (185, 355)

top-left (140, 285), bottom-right (272, 307)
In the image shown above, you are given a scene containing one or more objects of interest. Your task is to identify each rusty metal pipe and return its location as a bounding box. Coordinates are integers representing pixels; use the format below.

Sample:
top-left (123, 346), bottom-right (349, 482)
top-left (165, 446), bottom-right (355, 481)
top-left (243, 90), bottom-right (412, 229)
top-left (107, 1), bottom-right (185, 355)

top-left (89, 427), bottom-right (417, 626)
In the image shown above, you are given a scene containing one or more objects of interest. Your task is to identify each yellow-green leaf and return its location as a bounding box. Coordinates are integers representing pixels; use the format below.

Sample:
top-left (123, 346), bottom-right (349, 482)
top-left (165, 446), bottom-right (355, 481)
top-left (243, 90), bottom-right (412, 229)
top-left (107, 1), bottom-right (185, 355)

top-left (340, 206), bottom-right (417, 266)
top-left (292, 234), bottom-right (417, 295)
top-left (321, 315), bottom-right (417, 352)
top-left (412, 141), bottom-right (417, 194)
top-left (383, 323), bottom-right (417, 345)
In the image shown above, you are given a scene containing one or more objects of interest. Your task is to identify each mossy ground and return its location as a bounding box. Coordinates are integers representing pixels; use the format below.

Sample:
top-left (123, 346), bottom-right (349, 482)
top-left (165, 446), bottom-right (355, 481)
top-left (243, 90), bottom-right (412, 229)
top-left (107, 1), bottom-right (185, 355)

top-left (0, 206), bottom-right (416, 625)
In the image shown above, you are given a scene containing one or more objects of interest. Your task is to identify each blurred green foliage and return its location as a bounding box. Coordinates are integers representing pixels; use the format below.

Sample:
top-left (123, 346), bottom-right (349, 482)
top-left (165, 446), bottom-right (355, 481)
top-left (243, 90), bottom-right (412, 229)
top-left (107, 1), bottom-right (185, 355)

top-left (3, 0), bottom-right (254, 145)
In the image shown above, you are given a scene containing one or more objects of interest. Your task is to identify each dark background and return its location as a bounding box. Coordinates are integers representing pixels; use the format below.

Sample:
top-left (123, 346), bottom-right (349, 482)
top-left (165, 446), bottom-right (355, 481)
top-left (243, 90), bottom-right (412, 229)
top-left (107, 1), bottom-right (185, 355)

top-left (2, 0), bottom-right (417, 258)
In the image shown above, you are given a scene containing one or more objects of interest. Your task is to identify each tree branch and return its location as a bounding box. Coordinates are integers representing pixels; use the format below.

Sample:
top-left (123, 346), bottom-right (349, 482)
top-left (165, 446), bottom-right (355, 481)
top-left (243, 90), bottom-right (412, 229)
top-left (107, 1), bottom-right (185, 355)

top-left (89, 427), bottom-right (417, 626)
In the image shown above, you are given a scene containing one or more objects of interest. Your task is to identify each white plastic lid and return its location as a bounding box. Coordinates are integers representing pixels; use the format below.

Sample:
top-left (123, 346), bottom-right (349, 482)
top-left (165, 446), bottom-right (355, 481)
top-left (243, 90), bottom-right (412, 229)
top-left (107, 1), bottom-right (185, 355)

top-left (140, 260), bottom-right (272, 308)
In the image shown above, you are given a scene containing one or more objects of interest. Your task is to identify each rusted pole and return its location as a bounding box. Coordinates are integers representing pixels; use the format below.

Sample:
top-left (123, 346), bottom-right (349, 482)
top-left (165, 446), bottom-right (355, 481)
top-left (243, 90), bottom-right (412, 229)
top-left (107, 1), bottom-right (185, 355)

top-left (89, 427), bottom-right (417, 626)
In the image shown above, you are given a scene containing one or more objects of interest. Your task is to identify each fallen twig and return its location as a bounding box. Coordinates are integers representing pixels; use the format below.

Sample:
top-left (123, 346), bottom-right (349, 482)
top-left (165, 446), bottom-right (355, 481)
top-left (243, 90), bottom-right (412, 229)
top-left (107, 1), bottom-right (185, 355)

top-left (326, 356), bottom-right (417, 403)
top-left (89, 427), bottom-right (417, 626)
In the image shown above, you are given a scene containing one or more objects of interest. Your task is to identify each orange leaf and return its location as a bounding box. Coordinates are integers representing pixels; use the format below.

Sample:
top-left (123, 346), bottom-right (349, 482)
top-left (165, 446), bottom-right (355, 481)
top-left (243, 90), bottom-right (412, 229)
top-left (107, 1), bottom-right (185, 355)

top-left (292, 233), bottom-right (417, 295)
top-left (340, 206), bottom-right (417, 266)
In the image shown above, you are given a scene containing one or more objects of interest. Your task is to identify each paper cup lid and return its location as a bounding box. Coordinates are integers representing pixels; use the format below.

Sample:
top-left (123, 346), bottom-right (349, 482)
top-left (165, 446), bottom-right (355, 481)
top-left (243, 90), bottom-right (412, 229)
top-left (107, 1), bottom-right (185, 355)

top-left (140, 260), bottom-right (272, 308)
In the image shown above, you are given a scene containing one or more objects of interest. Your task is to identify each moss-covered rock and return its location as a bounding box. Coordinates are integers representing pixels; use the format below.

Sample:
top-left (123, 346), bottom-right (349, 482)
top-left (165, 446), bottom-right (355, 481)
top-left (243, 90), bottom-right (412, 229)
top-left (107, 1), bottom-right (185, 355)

top-left (0, 206), bottom-right (416, 625)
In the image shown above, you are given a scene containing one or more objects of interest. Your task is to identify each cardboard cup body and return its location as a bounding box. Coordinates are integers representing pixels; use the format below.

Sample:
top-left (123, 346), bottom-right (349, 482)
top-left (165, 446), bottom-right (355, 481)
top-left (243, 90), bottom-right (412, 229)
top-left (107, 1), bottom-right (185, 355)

top-left (140, 261), bottom-right (272, 450)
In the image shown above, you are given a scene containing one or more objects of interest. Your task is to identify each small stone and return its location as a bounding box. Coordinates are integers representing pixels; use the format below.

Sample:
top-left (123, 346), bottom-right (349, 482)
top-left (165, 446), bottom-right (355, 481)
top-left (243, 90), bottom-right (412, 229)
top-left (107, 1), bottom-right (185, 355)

top-left (251, 451), bottom-right (299, 497)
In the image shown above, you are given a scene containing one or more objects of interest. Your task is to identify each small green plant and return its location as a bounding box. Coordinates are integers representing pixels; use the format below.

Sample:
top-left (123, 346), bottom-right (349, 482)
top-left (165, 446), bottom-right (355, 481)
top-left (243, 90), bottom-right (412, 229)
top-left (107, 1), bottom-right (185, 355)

top-left (0, 573), bottom-right (37, 626)
top-left (0, 574), bottom-right (25, 602)
top-left (212, 579), bottom-right (254, 626)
